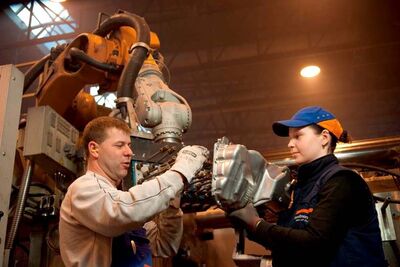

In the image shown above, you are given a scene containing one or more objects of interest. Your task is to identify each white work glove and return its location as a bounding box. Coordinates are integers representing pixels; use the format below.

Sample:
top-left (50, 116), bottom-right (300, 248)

top-left (170, 145), bottom-right (209, 183)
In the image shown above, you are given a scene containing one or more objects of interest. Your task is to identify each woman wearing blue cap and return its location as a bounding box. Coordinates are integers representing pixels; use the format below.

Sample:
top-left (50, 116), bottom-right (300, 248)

top-left (229, 106), bottom-right (386, 267)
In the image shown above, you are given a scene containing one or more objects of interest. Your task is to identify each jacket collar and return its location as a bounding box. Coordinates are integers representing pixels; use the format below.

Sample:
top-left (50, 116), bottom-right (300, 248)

top-left (296, 154), bottom-right (338, 185)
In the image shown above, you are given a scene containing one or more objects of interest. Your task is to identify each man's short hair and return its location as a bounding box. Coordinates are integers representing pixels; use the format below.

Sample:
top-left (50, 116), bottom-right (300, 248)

top-left (81, 116), bottom-right (131, 156)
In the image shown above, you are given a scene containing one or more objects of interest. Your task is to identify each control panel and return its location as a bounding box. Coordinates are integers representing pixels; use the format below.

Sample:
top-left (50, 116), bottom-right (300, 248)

top-left (23, 106), bottom-right (79, 175)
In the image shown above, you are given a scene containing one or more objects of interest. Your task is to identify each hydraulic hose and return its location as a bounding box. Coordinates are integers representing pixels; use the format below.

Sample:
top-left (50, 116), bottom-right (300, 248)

top-left (342, 162), bottom-right (400, 190)
top-left (93, 13), bottom-right (150, 99)
top-left (23, 54), bottom-right (50, 93)
top-left (68, 47), bottom-right (122, 73)
top-left (5, 160), bottom-right (34, 250)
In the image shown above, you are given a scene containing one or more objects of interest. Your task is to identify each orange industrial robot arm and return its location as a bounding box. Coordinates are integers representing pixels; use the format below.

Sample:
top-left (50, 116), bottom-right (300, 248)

top-left (24, 11), bottom-right (161, 130)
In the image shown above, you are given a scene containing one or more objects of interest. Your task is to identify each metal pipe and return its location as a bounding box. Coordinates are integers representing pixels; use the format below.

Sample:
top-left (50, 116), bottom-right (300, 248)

top-left (5, 159), bottom-right (34, 250)
top-left (195, 209), bottom-right (231, 229)
top-left (16, 60), bottom-right (38, 69)
top-left (23, 54), bottom-right (50, 93)
top-left (237, 230), bottom-right (245, 254)
top-left (266, 136), bottom-right (400, 167)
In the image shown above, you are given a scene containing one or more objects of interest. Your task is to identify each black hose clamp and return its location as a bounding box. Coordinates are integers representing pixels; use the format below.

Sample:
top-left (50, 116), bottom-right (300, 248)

top-left (129, 42), bottom-right (151, 55)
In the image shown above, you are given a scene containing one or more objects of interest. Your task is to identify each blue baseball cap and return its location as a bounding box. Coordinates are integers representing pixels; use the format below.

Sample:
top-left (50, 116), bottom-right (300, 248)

top-left (272, 106), bottom-right (343, 139)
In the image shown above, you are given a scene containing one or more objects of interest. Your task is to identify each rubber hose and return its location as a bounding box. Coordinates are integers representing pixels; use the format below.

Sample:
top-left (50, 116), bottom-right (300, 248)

top-left (5, 160), bottom-right (34, 250)
top-left (342, 163), bottom-right (400, 178)
top-left (69, 47), bottom-right (121, 73)
top-left (93, 13), bottom-right (150, 98)
top-left (23, 54), bottom-right (50, 93)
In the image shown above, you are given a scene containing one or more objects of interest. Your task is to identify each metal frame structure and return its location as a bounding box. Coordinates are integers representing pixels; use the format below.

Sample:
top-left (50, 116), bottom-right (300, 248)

top-left (0, 65), bottom-right (24, 267)
top-left (1, 0), bottom-right (77, 51)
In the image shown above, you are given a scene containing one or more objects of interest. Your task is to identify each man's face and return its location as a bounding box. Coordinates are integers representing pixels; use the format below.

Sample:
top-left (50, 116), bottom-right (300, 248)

top-left (92, 127), bottom-right (133, 183)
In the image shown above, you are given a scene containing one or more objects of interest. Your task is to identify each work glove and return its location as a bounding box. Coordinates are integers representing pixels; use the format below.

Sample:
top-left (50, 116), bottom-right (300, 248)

top-left (228, 203), bottom-right (262, 232)
top-left (170, 145), bottom-right (209, 183)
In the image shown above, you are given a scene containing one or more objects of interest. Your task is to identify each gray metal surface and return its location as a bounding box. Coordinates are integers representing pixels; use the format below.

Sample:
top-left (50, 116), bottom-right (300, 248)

top-left (212, 137), bottom-right (291, 210)
top-left (0, 65), bottom-right (24, 267)
top-left (23, 105), bottom-right (79, 175)
top-left (212, 137), bottom-right (255, 209)
top-left (135, 62), bottom-right (192, 143)
top-left (376, 201), bottom-right (396, 242)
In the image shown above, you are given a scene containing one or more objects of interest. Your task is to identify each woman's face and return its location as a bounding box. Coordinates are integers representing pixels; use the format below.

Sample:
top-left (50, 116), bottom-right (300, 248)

top-left (287, 126), bottom-right (330, 165)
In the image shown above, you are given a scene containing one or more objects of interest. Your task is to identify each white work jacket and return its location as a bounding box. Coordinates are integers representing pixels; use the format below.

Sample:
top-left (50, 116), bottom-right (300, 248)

top-left (59, 170), bottom-right (184, 267)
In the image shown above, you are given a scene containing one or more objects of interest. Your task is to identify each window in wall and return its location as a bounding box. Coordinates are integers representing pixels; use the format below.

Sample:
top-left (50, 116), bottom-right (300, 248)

top-left (7, 0), bottom-right (77, 53)
top-left (90, 85), bottom-right (117, 109)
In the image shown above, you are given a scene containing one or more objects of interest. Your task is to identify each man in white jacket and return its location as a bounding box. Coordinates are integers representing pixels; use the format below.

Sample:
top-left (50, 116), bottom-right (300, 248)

top-left (59, 116), bottom-right (208, 267)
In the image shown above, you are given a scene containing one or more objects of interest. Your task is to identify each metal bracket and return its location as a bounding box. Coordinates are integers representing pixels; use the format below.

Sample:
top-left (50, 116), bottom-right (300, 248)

top-left (376, 200), bottom-right (396, 241)
top-left (0, 65), bottom-right (24, 266)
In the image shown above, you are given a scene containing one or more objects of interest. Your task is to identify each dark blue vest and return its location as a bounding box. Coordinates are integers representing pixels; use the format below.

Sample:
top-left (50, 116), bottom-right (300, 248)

top-left (278, 162), bottom-right (386, 267)
top-left (111, 228), bottom-right (153, 267)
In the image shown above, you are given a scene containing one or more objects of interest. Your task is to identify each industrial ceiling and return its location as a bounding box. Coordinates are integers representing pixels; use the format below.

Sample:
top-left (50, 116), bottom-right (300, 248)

top-left (0, 0), bottom-right (399, 153)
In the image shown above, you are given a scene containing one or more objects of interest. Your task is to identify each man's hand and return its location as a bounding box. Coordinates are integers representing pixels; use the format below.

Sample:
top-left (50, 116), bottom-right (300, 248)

top-left (228, 203), bottom-right (262, 232)
top-left (170, 145), bottom-right (209, 183)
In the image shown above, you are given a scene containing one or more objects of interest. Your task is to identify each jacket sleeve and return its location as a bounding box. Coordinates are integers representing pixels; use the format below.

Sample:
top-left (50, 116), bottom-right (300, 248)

top-left (144, 198), bottom-right (183, 257)
top-left (249, 171), bottom-right (372, 251)
top-left (67, 170), bottom-right (184, 237)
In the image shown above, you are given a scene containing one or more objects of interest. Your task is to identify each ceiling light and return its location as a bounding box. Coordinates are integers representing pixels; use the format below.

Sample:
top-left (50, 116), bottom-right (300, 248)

top-left (300, 65), bottom-right (320, 78)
